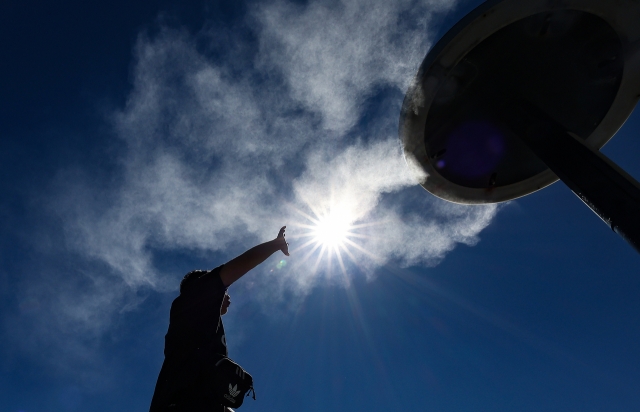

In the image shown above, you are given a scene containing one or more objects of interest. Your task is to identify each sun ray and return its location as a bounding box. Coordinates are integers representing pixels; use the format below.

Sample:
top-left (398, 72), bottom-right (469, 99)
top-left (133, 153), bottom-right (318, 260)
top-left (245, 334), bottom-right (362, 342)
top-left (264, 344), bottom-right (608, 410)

top-left (289, 237), bottom-right (320, 255)
top-left (339, 244), bottom-right (381, 280)
top-left (291, 222), bottom-right (321, 232)
top-left (337, 242), bottom-right (360, 266)
top-left (349, 219), bottom-right (391, 230)
top-left (292, 192), bottom-right (328, 223)
top-left (299, 243), bottom-right (323, 266)
top-left (286, 188), bottom-right (392, 281)
top-left (334, 247), bottom-right (350, 284)
top-left (342, 237), bottom-right (385, 264)
top-left (312, 244), bottom-right (328, 274)
top-left (343, 232), bottom-right (372, 240)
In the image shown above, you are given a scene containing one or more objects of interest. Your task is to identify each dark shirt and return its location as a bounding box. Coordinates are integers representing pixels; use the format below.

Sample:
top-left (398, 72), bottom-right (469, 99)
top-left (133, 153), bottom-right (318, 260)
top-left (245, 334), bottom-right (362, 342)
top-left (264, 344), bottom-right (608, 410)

top-left (149, 265), bottom-right (228, 412)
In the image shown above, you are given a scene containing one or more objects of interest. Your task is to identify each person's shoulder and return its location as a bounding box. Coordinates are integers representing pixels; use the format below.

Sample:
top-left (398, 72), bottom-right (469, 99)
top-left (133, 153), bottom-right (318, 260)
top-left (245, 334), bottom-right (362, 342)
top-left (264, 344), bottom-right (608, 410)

top-left (180, 265), bottom-right (225, 295)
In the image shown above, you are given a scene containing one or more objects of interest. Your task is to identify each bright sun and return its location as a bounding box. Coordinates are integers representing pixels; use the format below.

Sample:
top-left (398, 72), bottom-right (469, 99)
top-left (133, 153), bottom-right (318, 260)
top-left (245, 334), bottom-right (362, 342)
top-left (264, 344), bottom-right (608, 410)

top-left (312, 208), bottom-right (352, 247)
top-left (289, 197), bottom-right (376, 278)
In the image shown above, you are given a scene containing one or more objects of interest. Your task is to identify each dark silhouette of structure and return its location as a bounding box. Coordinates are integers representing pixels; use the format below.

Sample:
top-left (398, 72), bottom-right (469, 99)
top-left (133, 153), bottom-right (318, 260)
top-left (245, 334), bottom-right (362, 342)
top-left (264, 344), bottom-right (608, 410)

top-left (399, 0), bottom-right (640, 252)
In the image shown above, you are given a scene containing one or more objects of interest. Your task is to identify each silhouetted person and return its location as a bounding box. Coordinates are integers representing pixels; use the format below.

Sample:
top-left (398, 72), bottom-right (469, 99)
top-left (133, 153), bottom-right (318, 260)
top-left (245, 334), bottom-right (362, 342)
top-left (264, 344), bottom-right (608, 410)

top-left (149, 226), bottom-right (290, 412)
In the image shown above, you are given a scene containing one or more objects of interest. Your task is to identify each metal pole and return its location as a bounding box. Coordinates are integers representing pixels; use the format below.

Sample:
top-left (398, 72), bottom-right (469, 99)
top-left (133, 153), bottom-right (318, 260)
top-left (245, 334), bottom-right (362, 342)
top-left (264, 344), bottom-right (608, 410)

top-left (500, 100), bottom-right (640, 253)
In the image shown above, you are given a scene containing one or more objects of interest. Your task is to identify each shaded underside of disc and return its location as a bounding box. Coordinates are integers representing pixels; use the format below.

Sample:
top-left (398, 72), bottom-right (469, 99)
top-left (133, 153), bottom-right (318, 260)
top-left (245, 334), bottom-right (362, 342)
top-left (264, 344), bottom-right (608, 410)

top-left (425, 10), bottom-right (623, 189)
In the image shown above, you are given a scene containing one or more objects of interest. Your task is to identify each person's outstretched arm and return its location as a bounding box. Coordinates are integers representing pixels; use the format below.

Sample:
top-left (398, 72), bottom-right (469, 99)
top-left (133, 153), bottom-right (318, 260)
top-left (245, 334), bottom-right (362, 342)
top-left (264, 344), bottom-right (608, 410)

top-left (220, 226), bottom-right (289, 287)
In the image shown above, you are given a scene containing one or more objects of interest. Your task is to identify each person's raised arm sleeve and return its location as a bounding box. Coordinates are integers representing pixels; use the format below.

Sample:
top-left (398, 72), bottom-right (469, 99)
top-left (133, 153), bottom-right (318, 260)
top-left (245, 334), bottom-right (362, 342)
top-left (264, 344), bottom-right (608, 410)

top-left (219, 226), bottom-right (289, 286)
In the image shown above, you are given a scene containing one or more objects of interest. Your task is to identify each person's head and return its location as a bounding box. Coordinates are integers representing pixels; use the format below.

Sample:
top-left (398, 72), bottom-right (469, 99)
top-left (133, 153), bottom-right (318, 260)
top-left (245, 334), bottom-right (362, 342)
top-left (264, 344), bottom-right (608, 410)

top-left (180, 270), bottom-right (203, 294)
top-left (221, 292), bottom-right (231, 315)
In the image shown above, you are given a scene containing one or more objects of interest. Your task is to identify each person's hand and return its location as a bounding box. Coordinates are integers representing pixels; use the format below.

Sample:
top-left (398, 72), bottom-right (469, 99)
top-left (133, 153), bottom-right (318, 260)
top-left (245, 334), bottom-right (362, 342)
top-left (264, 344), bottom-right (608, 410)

top-left (275, 226), bottom-right (290, 256)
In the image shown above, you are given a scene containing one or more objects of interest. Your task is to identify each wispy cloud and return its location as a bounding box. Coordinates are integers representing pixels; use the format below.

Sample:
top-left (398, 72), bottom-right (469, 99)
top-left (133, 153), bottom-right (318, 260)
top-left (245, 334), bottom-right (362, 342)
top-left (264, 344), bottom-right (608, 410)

top-left (255, 0), bottom-right (457, 132)
top-left (8, 0), bottom-right (502, 379)
top-left (53, 0), bottom-right (481, 291)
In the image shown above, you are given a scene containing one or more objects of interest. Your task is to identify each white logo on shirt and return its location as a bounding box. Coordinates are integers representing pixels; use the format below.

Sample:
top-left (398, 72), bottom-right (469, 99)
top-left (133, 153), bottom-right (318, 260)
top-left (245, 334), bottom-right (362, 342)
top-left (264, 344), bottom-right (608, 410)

top-left (229, 384), bottom-right (240, 397)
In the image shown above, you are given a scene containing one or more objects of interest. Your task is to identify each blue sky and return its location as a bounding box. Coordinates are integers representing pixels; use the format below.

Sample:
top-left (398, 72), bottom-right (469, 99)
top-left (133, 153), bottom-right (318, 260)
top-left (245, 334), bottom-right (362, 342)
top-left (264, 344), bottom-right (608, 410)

top-left (1, 0), bottom-right (640, 411)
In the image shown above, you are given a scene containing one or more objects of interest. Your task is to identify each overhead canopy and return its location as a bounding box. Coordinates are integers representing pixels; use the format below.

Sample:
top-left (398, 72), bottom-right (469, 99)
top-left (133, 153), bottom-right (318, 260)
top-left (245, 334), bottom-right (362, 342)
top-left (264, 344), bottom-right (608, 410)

top-left (400, 0), bottom-right (640, 204)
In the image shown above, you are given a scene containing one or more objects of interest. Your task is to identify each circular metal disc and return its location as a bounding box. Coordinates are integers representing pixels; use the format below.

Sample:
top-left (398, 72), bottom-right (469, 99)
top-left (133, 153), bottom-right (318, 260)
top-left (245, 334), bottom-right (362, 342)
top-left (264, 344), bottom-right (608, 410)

top-left (400, 0), bottom-right (640, 204)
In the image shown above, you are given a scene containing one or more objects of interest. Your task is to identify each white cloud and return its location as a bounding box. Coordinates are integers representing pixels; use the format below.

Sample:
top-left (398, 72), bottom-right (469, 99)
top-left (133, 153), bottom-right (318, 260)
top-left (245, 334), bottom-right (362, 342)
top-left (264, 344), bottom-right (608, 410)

top-left (54, 0), bottom-right (471, 293)
top-left (8, 0), bottom-right (503, 380)
top-left (254, 0), bottom-right (456, 132)
top-left (285, 139), bottom-right (497, 284)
